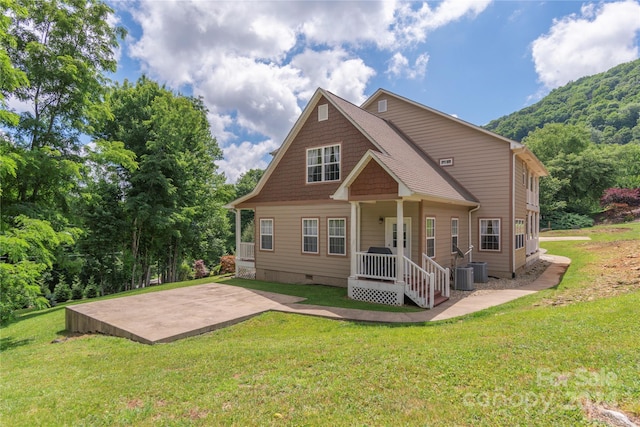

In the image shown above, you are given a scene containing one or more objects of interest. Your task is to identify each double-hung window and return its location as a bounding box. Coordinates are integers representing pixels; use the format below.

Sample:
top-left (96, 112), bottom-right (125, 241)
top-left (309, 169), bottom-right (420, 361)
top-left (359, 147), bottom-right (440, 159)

top-left (425, 217), bottom-right (436, 258)
top-left (302, 218), bottom-right (319, 254)
top-left (515, 219), bottom-right (525, 250)
top-left (260, 219), bottom-right (273, 251)
top-left (307, 144), bottom-right (340, 183)
top-left (328, 218), bottom-right (346, 255)
top-left (480, 219), bottom-right (500, 251)
top-left (451, 218), bottom-right (459, 254)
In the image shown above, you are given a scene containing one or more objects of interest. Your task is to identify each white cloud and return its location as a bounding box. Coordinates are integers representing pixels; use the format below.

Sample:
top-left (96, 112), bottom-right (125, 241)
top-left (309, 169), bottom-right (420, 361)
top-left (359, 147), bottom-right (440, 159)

top-left (120, 0), bottom-right (491, 181)
top-left (218, 139), bottom-right (279, 183)
top-left (386, 52), bottom-right (429, 79)
top-left (531, 0), bottom-right (640, 89)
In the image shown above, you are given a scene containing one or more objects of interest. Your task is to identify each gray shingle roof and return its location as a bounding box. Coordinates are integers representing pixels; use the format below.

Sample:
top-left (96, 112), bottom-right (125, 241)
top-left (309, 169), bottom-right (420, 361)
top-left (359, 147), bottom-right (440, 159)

top-left (324, 90), bottom-right (478, 204)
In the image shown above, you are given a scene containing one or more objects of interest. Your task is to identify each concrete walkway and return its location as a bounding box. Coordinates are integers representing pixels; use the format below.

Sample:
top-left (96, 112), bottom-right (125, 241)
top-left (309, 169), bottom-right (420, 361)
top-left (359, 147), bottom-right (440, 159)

top-left (66, 254), bottom-right (570, 344)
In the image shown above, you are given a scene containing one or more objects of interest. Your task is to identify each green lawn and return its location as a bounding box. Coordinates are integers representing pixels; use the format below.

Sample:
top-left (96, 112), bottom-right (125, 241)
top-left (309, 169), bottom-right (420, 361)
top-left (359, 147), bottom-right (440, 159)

top-left (1, 223), bottom-right (639, 426)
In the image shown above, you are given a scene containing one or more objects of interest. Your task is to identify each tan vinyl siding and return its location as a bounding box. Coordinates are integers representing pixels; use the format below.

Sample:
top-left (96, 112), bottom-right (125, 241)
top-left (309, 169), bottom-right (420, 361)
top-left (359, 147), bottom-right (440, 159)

top-left (366, 95), bottom-right (514, 276)
top-left (255, 202), bottom-right (350, 286)
top-left (421, 202), bottom-right (470, 271)
top-left (514, 159), bottom-right (528, 270)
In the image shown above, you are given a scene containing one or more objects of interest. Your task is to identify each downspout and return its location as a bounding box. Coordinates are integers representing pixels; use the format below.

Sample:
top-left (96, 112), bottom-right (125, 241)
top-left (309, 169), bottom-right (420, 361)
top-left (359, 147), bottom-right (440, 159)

top-left (512, 152), bottom-right (516, 277)
top-left (468, 204), bottom-right (480, 262)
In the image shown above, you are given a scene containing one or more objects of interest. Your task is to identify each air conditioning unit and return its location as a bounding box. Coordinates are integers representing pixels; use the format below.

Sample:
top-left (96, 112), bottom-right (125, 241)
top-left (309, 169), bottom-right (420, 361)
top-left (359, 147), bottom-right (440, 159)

top-left (455, 267), bottom-right (475, 291)
top-left (467, 262), bottom-right (488, 283)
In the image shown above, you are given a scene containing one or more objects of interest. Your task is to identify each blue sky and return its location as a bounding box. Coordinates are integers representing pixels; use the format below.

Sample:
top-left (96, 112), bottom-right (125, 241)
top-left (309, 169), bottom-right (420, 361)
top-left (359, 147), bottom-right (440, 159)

top-left (108, 0), bottom-right (640, 182)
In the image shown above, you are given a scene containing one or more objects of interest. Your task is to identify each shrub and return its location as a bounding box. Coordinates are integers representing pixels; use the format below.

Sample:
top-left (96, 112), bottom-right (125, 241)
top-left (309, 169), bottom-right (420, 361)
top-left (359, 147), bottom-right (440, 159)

top-left (53, 276), bottom-right (72, 303)
top-left (193, 260), bottom-right (209, 279)
top-left (70, 276), bottom-right (84, 300)
top-left (83, 276), bottom-right (99, 299)
top-left (178, 262), bottom-right (193, 282)
top-left (600, 187), bottom-right (640, 207)
top-left (543, 211), bottom-right (594, 230)
top-left (219, 255), bottom-right (235, 275)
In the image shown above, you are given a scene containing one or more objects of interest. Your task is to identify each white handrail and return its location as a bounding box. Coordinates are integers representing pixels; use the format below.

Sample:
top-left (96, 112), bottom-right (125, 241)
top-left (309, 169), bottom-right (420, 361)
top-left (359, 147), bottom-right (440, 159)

top-left (238, 242), bottom-right (255, 260)
top-left (404, 256), bottom-right (434, 309)
top-left (355, 252), bottom-right (396, 281)
top-left (422, 254), bottom-right (450, 298)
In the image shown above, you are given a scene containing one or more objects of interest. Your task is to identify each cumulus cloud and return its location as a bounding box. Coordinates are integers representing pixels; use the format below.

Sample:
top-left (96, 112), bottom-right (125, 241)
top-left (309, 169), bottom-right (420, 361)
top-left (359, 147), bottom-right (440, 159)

top-left (386, 52), bottom-right (429, 79)
top-left (531, 0), bottom-right (640, 89)
top-left (120, 0), bottom-right (491, 181)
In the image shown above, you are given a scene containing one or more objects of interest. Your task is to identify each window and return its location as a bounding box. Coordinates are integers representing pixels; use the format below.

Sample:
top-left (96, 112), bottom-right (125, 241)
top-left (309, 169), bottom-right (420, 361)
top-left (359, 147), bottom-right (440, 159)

top-left (451, 218), bottom-right (459, 254)
top-left (515, 219), bottom-right (525, 249)
top-left (327, 218), bottom-right (346, 255)
top-left (425, 217), bottom-right (435, 258)
top-left (260, 219), bottom-right (273, 251)
top-left (378, 99), bottom-right (387, 113)
top-left (302, 218), bottom-right (319, 254)
top-left (318, 103), bottom-right (328, 121)
top-left (480, 219), bottom-right (500, 251)
top-left (307, 144), bottom-right (340, 183)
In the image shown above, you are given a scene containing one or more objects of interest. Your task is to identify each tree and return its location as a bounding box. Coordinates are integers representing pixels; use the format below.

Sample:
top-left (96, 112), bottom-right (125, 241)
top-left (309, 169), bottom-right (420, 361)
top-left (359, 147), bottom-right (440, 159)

top-left (524, 124), bottom-right (616, 218)
top-left (232, 168), bottom-right (264, 244)
top-left (2, 0), bottom-right (124, 221)
top-left (92, 77), bottom-right (230, 288)
top-left (0, 215), bottom-right (75, 322)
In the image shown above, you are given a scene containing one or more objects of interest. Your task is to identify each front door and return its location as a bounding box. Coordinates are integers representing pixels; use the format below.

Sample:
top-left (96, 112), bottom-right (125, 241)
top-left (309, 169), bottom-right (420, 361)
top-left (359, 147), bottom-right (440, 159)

top-left (385, 217), bottom-right (411, 257)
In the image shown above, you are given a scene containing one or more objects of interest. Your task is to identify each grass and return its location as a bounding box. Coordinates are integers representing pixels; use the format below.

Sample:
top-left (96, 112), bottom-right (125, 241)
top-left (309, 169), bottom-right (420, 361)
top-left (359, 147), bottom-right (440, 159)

top-left (1, 223), bottom-right (639, 426)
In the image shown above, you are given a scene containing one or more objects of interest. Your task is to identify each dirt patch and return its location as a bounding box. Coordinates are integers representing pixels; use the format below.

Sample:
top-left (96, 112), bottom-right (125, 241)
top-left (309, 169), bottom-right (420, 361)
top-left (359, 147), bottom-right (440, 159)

top-left (540, 240), bottom-right (640, 307)
top-left (583, 400), bottom-right (640, 427)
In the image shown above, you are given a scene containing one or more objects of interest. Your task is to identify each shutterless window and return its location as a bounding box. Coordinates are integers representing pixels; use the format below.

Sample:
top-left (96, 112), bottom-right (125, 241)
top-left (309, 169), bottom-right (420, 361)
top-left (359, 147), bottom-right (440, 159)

top-left (327, 218), bottom-right (346, 255)
top-left (515, 219), bottom-right (525, 250)
top-left (302, 218), bottom-right (319, 253)
top-left (260, 219), bottom-right (273, 251)
top-left (426, 217), bottom-right (436, 258)
top-left (451, 218), bottom-right (459, 253)
top-left (307, 144), bottom-right (340, 183)
top-left (480, 219), bottom-right (500, 251)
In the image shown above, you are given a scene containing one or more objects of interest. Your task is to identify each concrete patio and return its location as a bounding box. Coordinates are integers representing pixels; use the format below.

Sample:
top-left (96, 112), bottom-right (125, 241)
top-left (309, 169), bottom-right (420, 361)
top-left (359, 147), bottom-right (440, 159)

top-left (66, 253), bottom-right (571, 344)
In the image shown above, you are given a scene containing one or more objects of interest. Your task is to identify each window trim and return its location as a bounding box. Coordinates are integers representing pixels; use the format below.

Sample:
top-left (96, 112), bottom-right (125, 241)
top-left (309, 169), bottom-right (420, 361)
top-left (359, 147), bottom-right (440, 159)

top-left (425, 216), bottom-right (436, 258)
top-left (327, 217), bottom-right (347, 256)
top-left (306, 143), bottom-right (341, 184)
top-left (259, 218), bottom-right (274, 252)
top-left (451, 217), bottom-right (459, 254)
top-left (515, 218), bottom-right (525, 250)
top-left (479, 218), bottom-right (501, 252)
top-left (302, 218), bottom-right (319, 255)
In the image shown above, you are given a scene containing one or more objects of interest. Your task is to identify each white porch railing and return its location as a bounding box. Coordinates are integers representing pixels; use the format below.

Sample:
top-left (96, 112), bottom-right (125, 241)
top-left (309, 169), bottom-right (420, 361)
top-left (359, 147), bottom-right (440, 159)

top-left (404, 256), bottom-right (435, 309)
top-left (238, 242), bottom-right (255, 260)
top-left (422, 254), bottom-right (450, 298)
top-left (526, 238), bottom-right (537, 256)
top-left (355, 252), bottom-right (396, 281)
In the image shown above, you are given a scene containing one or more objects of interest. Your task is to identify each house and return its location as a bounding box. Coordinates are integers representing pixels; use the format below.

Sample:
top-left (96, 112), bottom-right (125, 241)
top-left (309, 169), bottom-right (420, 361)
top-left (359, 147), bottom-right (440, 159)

top-left (227, 88), bottom-right (547, 308)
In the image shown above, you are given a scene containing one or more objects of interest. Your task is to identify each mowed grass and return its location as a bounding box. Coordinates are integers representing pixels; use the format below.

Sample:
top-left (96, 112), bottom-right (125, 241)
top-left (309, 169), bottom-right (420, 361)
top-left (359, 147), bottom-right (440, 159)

top-left (1, 223), bottom-right (639, 426)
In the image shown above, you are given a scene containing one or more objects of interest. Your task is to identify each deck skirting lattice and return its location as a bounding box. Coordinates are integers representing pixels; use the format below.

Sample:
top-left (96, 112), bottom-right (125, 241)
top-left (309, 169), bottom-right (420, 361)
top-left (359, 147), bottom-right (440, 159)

top-left (348, 278), bottom-right (403, 306)
top-left (236, 265), bottom-right (256, 280)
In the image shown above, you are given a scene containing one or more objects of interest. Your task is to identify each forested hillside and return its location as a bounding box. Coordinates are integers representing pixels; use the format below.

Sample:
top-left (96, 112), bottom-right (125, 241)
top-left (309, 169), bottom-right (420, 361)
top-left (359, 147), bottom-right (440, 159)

top-left (486, 59), bottom-right (640, 144)
top-left (485, 59), bottom-right (640, 230)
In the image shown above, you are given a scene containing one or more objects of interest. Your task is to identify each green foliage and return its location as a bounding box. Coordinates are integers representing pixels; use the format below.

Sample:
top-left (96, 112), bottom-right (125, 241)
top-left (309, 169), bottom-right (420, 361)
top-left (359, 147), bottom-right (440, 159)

top-left (53, 275), bottom-right (71, 303)
top-left (241, 219), bottom-right (255, 243)
top-left (70, 276), bottom-right (84, 300)
top-left (486, 59), bottom-right (640, 145)
top-left (542, 211), bottom-right (594, 230)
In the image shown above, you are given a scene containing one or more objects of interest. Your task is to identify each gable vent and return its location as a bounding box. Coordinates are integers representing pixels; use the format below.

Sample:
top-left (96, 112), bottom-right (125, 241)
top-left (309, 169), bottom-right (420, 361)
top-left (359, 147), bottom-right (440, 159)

top-left (318, 104), bottom-right (328, 121)
top-left (378, 99), bottom-right (387, 113)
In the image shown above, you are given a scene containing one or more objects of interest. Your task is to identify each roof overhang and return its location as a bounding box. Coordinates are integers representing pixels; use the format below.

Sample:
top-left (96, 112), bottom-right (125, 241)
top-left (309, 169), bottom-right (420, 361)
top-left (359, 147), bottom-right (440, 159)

top-left (512, 146), bottom-right (549, 177)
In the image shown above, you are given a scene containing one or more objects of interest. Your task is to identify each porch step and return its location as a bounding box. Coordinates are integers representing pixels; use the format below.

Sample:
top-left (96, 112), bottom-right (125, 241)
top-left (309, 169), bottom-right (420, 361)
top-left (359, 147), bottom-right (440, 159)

top-left (432, 291), bottom-right (449, 307)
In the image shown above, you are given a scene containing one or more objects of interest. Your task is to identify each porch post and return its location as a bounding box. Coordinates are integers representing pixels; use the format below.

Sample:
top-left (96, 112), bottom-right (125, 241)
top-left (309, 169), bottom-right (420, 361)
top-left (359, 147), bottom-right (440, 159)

top-left (235, 209), bottom-right (241, 276)
top-left (396, 199), bottom-right (404, 285)
top-left (350, 201), bottom-right (358, 278)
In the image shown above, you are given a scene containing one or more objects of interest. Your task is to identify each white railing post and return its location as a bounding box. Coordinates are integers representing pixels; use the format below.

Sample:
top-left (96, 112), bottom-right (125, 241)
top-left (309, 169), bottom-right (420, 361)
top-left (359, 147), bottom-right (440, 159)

top-left (235, 209), bottom-right (241, 277)
top-left (350, 202), bottom-right (358, 278)
top-left (396, 200), bottom-right (404, 285)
